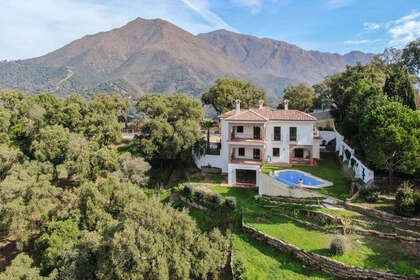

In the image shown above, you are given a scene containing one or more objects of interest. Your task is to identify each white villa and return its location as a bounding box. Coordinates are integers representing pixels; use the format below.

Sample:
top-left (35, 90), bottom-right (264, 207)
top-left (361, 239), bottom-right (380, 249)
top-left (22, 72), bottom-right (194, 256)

top-left (196, 99), bottom-right (322, 186)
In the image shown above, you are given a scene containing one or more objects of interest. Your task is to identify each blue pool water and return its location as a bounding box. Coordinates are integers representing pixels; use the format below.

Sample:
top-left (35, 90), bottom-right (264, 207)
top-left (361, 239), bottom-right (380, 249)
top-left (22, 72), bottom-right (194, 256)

top-left (273, 171), bottom-right (323, 187)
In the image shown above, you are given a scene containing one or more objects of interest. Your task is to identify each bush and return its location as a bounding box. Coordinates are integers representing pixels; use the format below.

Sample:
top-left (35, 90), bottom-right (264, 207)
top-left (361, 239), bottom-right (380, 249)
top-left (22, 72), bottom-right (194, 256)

top-left (233, 259), bottom-right (247, 280)
top-left (182, 184), bottom-right (194, 197)
top-left (330, 237), bottom-right (346, 256)
top-left (193, 189), bottom-right (205, 201)
top-left (225, 197), bottom-right (237, 210)
top-left (360, 184), bottom-right (380, 203)
top-left (209, 193), bottom-right (223, 206)
top-left (395, 182), bottom-right (419, 217)
top-left (365, 191), bottom-right (380, 203)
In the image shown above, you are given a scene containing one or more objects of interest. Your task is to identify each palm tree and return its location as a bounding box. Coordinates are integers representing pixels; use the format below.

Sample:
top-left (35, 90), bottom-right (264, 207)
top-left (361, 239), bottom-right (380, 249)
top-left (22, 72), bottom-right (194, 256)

top-left (202, 119), bottom-right (217, 150)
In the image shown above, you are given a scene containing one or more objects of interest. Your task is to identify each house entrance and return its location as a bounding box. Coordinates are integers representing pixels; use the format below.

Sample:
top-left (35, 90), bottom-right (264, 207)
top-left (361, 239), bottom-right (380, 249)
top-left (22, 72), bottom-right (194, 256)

top-left (236, 169), bottom-right (257, 185)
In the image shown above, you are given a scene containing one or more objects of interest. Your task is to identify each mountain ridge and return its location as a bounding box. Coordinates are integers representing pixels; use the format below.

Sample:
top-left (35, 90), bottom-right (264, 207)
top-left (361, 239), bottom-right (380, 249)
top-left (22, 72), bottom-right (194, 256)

top-left (0, 17), bottom-right (374, 101)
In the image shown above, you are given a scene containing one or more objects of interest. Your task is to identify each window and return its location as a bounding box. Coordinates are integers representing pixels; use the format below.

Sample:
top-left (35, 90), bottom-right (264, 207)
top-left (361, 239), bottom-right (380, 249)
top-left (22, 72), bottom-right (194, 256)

top-left (274, 127), bottom-right (281, 141)
top-left (290, 127), bottom-right (297, 141)
top-left (294, 148), bottom-right (304, 158)
top-left (236, 126), bottom-right (244, 133)
top-left (238, 148), bottom-right (245, 156)
top-left (273, 148), bottom-right (280, 157)
top-left (253, 149), bottom-right (261, 160)
top-left (253, 126), bottom-right (261, 139)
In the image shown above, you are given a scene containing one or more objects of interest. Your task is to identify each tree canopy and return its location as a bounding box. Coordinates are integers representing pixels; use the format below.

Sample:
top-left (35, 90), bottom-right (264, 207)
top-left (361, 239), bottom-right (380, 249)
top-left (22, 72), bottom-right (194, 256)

top-left (0, 91), bottom-right (228, 279)
top-left (202, 78), bottom-right (268, 114)
top-left (280, 83), bottom-right (315, 111)
top-left (136, 94), bottom-right (205, 162)
top-left (361, 102), bottom-right (420, 181)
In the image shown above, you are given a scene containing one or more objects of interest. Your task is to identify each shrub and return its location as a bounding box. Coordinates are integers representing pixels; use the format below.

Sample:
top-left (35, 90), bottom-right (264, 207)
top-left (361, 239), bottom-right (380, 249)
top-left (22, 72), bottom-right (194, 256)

top-left (209, 193), bottom-right (223, 206)
top-left (365, 191), bottom-right (380, 203)
top-left (395, 182), bottom-right (419, 217)
top-left (360, 184), bottom-right (380, 203)
top-left (193, 189), bottom-right (205, 201)
top-left (329, 237), bottom-right (346, 256)
top-left (225, 197), bottom-right (237, 210)
top-left (182, 184), bottom-right (194, 197)
top-left (233, 259), bottom-right (247, 280)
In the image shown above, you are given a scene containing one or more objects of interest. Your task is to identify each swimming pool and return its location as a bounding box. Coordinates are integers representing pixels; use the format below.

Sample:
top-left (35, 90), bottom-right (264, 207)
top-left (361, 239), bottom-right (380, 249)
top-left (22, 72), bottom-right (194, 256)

top-left (272, 170), bottom-right (332, 188)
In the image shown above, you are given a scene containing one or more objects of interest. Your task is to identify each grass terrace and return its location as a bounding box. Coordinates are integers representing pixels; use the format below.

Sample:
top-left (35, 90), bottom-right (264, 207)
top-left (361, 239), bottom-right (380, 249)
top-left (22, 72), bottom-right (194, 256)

top-left (206, 185), bottom-right (420, 278)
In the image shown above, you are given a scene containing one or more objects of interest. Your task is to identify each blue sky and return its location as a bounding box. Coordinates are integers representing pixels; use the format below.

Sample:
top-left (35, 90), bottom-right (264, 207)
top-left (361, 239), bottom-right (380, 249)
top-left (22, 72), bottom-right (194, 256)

top-left (1, 0), bottom-right (419, 60)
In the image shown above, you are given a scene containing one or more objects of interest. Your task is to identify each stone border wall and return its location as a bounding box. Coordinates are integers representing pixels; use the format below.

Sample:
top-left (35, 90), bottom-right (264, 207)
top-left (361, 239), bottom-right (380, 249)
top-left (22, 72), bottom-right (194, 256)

top-left (263, 205), bottom-right (420, 245)
top-left (261, 205), bottom-right (344, 225)
top-left (242, 223), bottom-right (417, 280)
top-left (261, 195), bottom-right (324, 205)
top-left (344, 202), bottom-right (420, 227)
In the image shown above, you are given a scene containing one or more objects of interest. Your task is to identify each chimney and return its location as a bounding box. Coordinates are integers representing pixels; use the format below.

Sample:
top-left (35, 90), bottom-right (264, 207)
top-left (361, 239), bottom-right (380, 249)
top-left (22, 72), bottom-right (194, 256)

top-left (283, 99), bottom-right (289, 110)
top-left (235, 99), bottom-right (241, 115)
top-left (258, 99), bottom-right (264, 109)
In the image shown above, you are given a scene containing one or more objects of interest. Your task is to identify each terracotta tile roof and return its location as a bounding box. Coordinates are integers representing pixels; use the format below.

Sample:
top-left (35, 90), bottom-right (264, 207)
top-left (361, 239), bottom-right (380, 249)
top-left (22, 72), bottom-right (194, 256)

top-left (225, 109), bottom-right (267, 121)
top-left (220, 107), bottom-right (316, 121)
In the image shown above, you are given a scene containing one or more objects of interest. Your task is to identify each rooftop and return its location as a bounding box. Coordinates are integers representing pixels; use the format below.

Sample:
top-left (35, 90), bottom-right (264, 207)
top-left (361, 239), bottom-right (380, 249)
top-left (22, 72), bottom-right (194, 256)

top-left (220, 107), bottom-right (317, 121)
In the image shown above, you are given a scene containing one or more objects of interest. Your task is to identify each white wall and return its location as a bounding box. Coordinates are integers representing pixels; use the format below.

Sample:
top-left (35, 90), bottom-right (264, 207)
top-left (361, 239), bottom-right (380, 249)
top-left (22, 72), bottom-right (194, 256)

top-left (234, 125), bottom-right (253, 139)
top-left (313, 141), bottom-right (320, 159)
top-left (265, 121), bottom-right (315, 163)
top-left (266, 121), bottom-right (315, 145)
top-left (194, 154), bottom-right (226, 172)
top-left (228, 163), bottom-right (261, 185)
top-left (319, 131), bottom-right (336, 145)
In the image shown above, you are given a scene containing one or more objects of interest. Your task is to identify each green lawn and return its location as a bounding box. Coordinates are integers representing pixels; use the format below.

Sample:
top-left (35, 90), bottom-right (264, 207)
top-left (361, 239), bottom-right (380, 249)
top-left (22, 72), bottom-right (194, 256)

top-left (248, 213), bottom-right (419, 277)
top-left (232, 232), bottom-right (333, 280)
top-left (183, 192), bottom-right (332, 280)
top-left (262, 153), bottom-right (352, 200)
top-left (210, 185), bottom-right (420, 278)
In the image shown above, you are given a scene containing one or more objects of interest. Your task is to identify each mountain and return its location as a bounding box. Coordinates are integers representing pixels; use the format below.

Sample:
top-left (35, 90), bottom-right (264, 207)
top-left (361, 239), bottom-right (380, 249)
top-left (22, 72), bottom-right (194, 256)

top-left (0, 17), bottom-right (374, 101)
top-left (198, 29), bottom-right (374, 85)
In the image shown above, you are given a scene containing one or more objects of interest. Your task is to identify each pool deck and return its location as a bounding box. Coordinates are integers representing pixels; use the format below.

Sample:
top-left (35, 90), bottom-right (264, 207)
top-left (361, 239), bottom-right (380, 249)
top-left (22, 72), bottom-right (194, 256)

top-left (271, 169), bottom-right (334, 189)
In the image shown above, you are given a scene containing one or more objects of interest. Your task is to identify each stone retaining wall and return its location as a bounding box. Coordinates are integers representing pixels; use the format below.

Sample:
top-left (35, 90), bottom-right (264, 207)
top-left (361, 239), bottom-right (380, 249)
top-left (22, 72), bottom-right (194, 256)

top-left (263, 205), bottom-right (420, 248)
top-left (262, 205), bottom-right (344, 225)
top-left (261, 195), bottom-right (323, 205)
top-left (242, 224), bottom-right (417, 280)
top-left (344, 202), bottom-right (420, 228)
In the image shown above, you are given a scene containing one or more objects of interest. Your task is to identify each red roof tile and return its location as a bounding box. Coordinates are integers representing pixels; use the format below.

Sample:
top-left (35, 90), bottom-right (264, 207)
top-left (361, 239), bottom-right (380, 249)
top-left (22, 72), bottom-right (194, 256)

top-left (220, 107), bottom-right (316, 121)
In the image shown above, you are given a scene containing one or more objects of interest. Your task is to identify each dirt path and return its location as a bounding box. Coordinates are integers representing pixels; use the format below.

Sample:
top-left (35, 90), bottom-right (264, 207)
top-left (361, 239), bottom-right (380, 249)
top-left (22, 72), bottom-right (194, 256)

top-left (52, 67), bottom-right (74, 92)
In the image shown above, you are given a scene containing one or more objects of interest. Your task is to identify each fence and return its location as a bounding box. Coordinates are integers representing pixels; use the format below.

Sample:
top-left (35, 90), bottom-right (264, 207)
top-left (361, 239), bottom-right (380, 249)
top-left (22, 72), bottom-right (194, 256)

top-left (334, 129), bottom-right (374, 183)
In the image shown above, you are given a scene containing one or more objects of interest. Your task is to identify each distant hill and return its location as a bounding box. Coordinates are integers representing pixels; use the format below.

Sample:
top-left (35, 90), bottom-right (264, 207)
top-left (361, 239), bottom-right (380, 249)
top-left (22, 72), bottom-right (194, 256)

top-left (0, 17), bottom-right (374, 101)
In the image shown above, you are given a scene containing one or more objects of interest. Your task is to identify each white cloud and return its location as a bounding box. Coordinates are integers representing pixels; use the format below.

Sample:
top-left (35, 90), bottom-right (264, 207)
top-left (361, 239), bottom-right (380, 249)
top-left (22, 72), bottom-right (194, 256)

top-left (327, 0), bottom-right (352, 8)
top-left (180, 0), bottom-right (236, 31)
top-left (344, 39), bottom-right (381, 45)
top-left (347, 11), bottom-right (420, 51)
top-left (0, 0), bottom-right (235, 60)
top-left (363, 22), bottom-right (381, 31)
top-left (386, 11), bottom-right (420, 47)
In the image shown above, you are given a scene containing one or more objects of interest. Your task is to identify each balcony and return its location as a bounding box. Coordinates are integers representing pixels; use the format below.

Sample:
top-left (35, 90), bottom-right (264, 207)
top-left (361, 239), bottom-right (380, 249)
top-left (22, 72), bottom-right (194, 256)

top-left (228, 123), bottom-right (265, 142)
top-left (229, 145), bottom-right (265, 165)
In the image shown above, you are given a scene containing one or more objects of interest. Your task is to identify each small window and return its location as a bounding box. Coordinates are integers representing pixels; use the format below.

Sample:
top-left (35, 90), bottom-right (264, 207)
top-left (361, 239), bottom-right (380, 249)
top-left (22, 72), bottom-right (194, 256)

top-left (238, 148), bottom-right (245, 156)
top-left (273, 148), bottom-right (280, 157)
top-left (236, 126), bottom-right (244, 133)
top-left (290, 127), bottom-right (297, 141)
top-left (253, 149), bottom-right (261, 160)
top-left (274, 127), bottom-right (281, 141)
